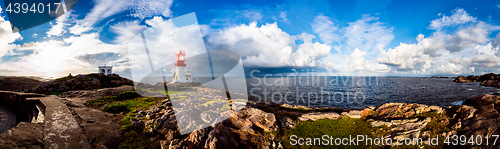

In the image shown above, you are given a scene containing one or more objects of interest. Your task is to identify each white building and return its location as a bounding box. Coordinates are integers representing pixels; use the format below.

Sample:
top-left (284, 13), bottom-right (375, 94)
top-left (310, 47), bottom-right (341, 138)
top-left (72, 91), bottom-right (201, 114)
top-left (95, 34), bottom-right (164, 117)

top-left (171, 51), bottom-right (192, 83)
top-left (98, 66), bottom-right (112, 76)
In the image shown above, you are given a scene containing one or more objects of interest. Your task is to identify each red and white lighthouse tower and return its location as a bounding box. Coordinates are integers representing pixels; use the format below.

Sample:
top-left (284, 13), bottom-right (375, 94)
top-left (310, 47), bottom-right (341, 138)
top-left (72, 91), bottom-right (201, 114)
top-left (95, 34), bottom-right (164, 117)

top-left (172, 51), bottom-right (191, 83)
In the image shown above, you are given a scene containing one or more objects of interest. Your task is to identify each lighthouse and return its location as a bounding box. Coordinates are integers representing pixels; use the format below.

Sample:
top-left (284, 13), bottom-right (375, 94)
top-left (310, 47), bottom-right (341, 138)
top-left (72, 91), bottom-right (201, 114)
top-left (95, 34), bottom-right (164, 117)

top-left (172, 51), bottom-right (192, 83)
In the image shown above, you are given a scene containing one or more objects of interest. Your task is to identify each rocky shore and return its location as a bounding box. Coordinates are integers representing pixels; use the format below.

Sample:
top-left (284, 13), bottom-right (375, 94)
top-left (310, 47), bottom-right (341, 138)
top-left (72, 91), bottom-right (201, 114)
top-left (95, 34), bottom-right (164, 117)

top-left (0, 74), bottom-right (499, 148)
top-left (126, 93), bottom-right (499, 149)
top-left (0, 85), bottom-right (499, 148)
top-left (454, 73), bottom-right (500, 87)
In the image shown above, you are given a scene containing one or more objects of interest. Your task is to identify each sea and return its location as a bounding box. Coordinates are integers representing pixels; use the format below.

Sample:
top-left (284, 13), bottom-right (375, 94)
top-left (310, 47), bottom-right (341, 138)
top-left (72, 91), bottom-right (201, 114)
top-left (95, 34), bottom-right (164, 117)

top-left (204, 76), bottom-right (500, 109)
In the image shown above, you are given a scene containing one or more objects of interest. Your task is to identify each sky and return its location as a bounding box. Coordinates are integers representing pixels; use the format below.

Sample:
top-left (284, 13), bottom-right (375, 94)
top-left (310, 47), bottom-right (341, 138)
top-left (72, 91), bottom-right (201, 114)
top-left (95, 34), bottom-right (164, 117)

top-left (0, 0), bottom-right (500, 79)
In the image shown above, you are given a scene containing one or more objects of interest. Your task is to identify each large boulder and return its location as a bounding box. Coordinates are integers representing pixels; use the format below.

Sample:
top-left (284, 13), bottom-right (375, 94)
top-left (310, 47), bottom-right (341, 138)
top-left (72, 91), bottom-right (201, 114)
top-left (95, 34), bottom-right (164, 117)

top-left (454, 75), bottom-right (471, 82)
top-left (367, 103), bottom-right (443, 120)
top-left (449, 94), bottom-right (500, 148)
top-left (298, 112), bottom-right (340, 121)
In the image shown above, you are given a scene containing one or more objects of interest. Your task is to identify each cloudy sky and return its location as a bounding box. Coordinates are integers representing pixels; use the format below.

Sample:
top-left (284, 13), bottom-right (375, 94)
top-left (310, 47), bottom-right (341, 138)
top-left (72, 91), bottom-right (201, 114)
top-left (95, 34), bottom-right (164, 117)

top-left (0, 0), bottom-right (500, 79)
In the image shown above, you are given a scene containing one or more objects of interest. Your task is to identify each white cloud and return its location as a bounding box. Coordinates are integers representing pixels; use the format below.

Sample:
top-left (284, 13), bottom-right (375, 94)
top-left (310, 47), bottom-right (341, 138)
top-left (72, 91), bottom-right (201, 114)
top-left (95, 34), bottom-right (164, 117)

top-left (343, 15), bottom-right (394, 55)
top-left (243, 10), bottom-right (263, 21)
top-left (377, 20), bottom-right (500, 75)
top-left (310, 14), bottom-right (393, 75)
top-left (497, 4), bottom-right (500, 9)
top-left (312, 14), bottom-right (393, 55)
top-left (47, 13), bottom-right (71, 37)
top-left (295, 32), bottom-right (315, 43)
top-left (312, 14), bottom-right (340, 45)
top-left (69, 0), bottom-right (173, 35)
top-left (0, 7), bottom-right (22, 58)
top-left (279, 12), bottom-right (289, 23)
top-left (429, 63), bottom-right (474, 75)
top-left (110, 20), bottom-right (146, 43)
top-left (207, 22), bottom-right (331, 67)
top-left (0, 33), bottom-right (127, 77)
top-left (344, 48), bottom-right (389, 73)
top-left (377, 42), bottom-right (434, 72)
top-left (445, 22), bottom-right (490, 52)
top-left (0, 0), bottom-right (175, 77)
top-left (321, 47), bottom-right (389, 75)
top-left (429, 8), bottom-right (476, 30)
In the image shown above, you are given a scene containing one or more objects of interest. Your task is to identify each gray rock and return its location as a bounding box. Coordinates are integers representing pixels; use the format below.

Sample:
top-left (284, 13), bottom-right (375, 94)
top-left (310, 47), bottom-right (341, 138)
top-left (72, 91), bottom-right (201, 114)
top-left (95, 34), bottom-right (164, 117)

top-left (298, 112), bottom-right (340, 121)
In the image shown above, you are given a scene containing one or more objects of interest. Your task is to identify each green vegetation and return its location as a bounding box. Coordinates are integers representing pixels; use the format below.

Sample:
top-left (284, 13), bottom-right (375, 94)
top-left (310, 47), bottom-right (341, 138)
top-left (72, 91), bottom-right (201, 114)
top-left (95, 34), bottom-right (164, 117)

top-left (118, 131), bottom-right (161, 149)
top-left (102, 102), bottom-right (128, 113)
top-left (85, 91), bottom-right (140, 109)
top-left (135, 87), bottom-right (187, 96)
top-left (83, 91), bottom-right (168, 148)
top-left (117, 91), bottom-right (141, 99)
top-left (396, 111), bottom-right (402, 115)
top-left (282, 117), bottom-right (379, 149)
top-left (105, 97), bottom-right (164, 130)
top-left (84, 91), bottom-right (164, 130)
top-left (48, 91), bottom-right (63, 96)
top-left (120, 112), bottom-right (137, 130)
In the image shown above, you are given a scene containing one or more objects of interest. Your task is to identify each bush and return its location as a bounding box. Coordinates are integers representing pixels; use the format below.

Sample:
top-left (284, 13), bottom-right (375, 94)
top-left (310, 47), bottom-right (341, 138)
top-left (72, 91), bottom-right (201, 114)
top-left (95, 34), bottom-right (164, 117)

top-left (102, 102), bottom-right (128, 113)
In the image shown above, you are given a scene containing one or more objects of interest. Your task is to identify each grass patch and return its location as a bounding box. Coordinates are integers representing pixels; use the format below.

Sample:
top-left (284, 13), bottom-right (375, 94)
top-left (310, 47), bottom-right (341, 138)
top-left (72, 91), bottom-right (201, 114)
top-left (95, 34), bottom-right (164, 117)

top-left (84, 91), bottom-right (140, 108)
top-left (136, 88), bottom-right (186, 96)
top-left (84, 91), bottom-right (163, 130)
top-left (102, 102), bottom-right (128, 113)
top-left (48, 91), bottom-right (63, 95)
top-left (113, 97), bottom-right (164, 130)
top-left (282, 117), bottom-right (380, 149)
top-left (118, 131), bottom-right (161, 149)
top-left (116, 97), bottom-right (166, 148)
top-left (117, 91), bottom-right (140, 99)
top-left (120, 112), bottom-right (137, 130)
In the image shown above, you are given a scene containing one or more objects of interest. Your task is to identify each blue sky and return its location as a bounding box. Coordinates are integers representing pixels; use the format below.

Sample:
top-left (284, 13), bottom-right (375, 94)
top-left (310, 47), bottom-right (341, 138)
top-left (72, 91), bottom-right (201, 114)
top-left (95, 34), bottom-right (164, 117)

top-left (0, 0), bottom-right (500, 79)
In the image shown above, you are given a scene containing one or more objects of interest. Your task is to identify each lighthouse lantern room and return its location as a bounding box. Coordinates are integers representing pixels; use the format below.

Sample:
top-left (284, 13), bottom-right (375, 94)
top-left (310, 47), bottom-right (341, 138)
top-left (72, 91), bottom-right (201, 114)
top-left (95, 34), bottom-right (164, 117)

top-left (172, 51), bottom-right (192, 83)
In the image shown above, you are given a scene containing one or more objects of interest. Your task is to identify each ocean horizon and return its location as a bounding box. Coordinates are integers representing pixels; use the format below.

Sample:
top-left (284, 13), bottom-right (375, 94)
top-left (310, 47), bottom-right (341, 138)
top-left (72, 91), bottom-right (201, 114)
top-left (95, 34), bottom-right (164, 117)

top-left (203, 76), bottom-right (500, 109)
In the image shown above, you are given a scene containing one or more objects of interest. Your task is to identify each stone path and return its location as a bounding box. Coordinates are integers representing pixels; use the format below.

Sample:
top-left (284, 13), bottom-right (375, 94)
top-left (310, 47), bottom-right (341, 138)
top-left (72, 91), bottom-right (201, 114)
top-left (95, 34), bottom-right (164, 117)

top-left (38, 95), bottom-right (90, 149)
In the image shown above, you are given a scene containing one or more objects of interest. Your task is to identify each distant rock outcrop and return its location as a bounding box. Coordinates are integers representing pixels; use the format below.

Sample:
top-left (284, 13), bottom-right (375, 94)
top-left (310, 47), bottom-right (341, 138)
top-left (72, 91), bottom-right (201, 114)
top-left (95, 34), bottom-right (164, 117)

top-left (0, 77), bottom-right (42, 92)
top-left (454, 73), bottom-right (500, 87)
top-left (27, 73), bottom-right (133, 95)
